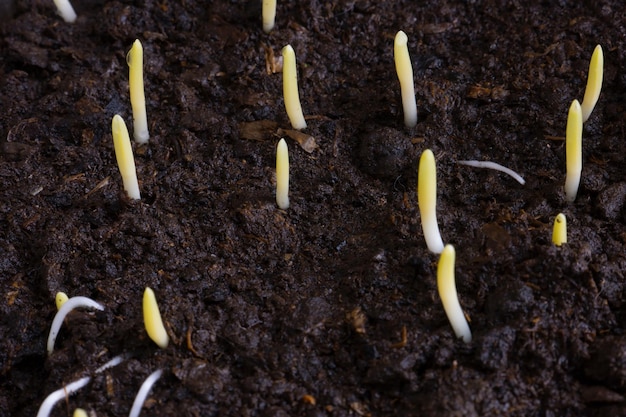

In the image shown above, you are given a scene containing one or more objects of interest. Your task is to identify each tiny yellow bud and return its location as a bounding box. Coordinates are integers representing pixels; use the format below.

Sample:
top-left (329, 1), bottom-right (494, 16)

top-left (143, 287), bottom-right (169, 349)
top-left (564, 100), bottom-right (582, 203)
top-left (73, 408), bottom-right (88, 417)
top-left (437, 245), bottom-right (472, 343)
top-left (112, 115), bottom-right (141, 200)
top-left (581, 45), bottom-right (603, 123)
top-left (276, 138), bottom-right (290, 209)
top-left (394, 31), bottom-right (417, 128)
top-left (282, 45), bottom-right (307, 130)
top-left (552, 213), bottom-right (567, 246)
top-left (55, 292), bottom-right (69, 310)
top-left (127, 40), bottom-right (150, 144)
top-left (417, 149), bottom-right (444, 254)
top-left (262, 0), bottom-right (277, 33)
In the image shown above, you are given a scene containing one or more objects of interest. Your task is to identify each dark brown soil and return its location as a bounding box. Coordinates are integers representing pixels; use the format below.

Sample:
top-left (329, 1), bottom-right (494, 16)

top-left (2, 1), bottom-right (626, 416)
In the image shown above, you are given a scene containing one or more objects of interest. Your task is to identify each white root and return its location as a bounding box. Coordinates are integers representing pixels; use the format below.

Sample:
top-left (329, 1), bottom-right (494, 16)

top-left (129, 369), bottom-right (163, 417)
top-left (457, 160), bottom-right (526, 185)
top-left (47, 296), bottom-right (104, 355)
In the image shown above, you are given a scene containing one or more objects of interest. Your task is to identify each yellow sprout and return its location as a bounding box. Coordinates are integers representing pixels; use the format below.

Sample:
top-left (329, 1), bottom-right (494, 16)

top-left (581, 45), bottom-right (603, 123)
top-left (73, 408), bottom-right (88, 417)
top-left (564, 100), bottom-right (582, 203)
top-left (112, 115), bottom-right (141, 200)
top-left (262, 0), bottom-right (277, 33)
top-left (127, 40), bottom-right (150, 144)
top-left (394, 31), bottom-right (417, 128)
top-left (143, 287), bottom-right (169, 349)
top-left (276, 138), bottom-right (290, 209)
top-left (417, 149), bottom-right (444, 254)
top-left (437, 245), bottom-right (472, 343)
top-left (552, 213), bottom-right (567, 246)
top-left (55, 292), bottom-right (69, 310)
top-left (282, 45), bottom-right (307, 130)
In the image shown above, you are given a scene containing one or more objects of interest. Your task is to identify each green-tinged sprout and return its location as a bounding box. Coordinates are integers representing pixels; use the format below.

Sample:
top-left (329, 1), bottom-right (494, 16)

top-left (417, 149), bottom-right (444, 254)
top-left (262, 0), bottom-right (277, 33)
top-left (394, 31), bottom-right (417, 128)
top-left (143, 287), bottom-right (169, 349)
top-left (282, 45), bottom-right (307, 130)
top-left (581, 45), bottom-right (603, 123)
top-left (53, 0), bottom-right (76, 22)
top-left (55, 292), bottom-right (68, 310)
top-left (276, 138), bottom-right (290, 209)
top-left (564, 100), bottom-right (582, 202)
top-left (112, 115), bottom-right (141, 200)
top-left (129, 369), bottom-right (163, 417)
top-left (73, 408), bottom-right (88, 417)
top-left (552, 213), bottom-right (567, 246)
top-left (36, 376), bottom-right (90, 417)
top-left (47, 296), bottom-right (104, 355)
top-left (437, 245), bottom-right (472, 343)
top-left (127, 40), bottom-right (150, 144)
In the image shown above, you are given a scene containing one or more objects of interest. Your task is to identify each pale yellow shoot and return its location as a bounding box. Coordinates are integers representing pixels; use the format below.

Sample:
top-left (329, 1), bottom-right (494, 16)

top-left (417, 149), bottom-right (444, 254)
top-left (581, 45), bottom-right (603, 122)
top-left (112, 115), bottom-right (141, 200)
top-left (564, 100), bottom-right (582, 203)
top-left (73, 408), bottom-right (88, 417)
top-left (127, 40), bottom-right (150, 144)
top-left (437, 245), bottom-right (472, 343)
top-left (282, 45), bottom-right (307, 130)
top-left (262, 0), bottom-right (277, 33)
top-left (394, 31), bottom-right (417, 128)
top-left (55, 292), bottom-right (69, 310)
top-left (276, 138), bottom-right (290, 209)
top-left (143, 287), bottom-right (169, 349)
top-left (552, 213), bottom-right (567, 246)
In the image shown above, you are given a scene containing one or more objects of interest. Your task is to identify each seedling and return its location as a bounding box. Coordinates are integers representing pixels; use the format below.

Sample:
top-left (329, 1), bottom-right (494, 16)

top-left (552, 213), bottom-right (567, 246)
top-left (127, 40), bottom-right (150, 144)
top-left (112, 115), bottom-right (141, 200)
top-left (394, 31), bottom-right (417, 128)
top-left (55, 291), bottom-right (68, 310)
top-left (53, 0), bottom-right (76, 22)
top-left (129, 369), bottom-right (163, 417)
top-left (417, 149), bottom-right (444, 254)
top-left (282, 45), bottom-right (307, 130)
top-left (36, 376), bottom-right (90, 417)
top-left (276, 138), bottom-right (290, 209)
top-left (564, 100), bottom-right (582, 202)
top-left (457, 160), bottom-right (525, 185)
top-left (47, 296), bottom-right (104, 355)
top-left (262, 0), bottom-right (277, 33)
top-left (143, 287), bottom-right (169, 349)
top-left (581, 45), bottom-right (603, 122)
top-left (437, 245), bottom-right (472, 343)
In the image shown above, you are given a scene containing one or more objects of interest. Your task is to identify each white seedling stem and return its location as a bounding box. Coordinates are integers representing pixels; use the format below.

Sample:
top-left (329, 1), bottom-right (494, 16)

top-left (129, 369), bottom-right (163, 417)
top-left (36, 376), bottom-right (90, 417)
top-left (47, 296), bottom-right (104, 355)
top-left (53, 0), bottom-right (77, 22)
top-left (457, 160), bottom-right (526, 185)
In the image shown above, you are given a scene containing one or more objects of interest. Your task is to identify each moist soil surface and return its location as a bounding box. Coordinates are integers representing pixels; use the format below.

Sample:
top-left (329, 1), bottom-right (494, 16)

top-left (2, 1), bottom-right (626, 416)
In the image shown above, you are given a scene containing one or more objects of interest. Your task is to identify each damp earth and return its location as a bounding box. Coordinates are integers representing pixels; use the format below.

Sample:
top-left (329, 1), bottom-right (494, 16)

top-left (2, 1), bottom-right (626, 416)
